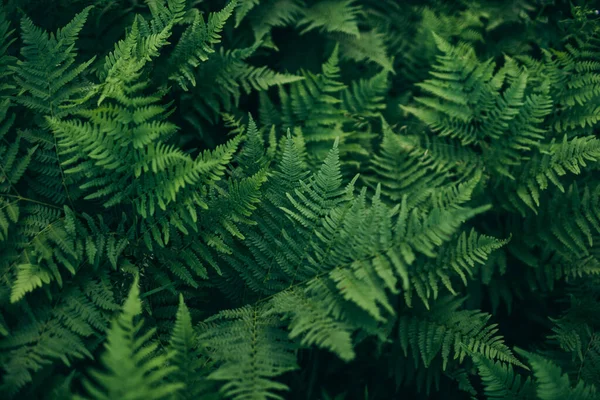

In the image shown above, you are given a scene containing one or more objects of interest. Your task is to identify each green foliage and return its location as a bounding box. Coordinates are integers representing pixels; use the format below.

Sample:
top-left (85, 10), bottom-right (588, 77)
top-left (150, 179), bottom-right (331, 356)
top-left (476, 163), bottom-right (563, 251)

top-left (77, 275), bottom-right (184, 400)
top-left (12, 6), bottom-right (95, 118)
top-left (198, 304), bottom-right (298, 400)
top-left (166, 0), bottom-right (237, 90)
top-left (399, 296), bottom-right (524, 371)
top-left (1, 1), bottom-right (599, 400)
top-left (297, 0), bottom-right (361, 37)
top-left (473, 354), bottom-right (535, 399)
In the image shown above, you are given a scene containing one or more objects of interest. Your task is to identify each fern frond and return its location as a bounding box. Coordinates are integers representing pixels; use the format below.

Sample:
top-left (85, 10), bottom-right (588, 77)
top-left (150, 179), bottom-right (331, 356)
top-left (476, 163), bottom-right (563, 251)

top-left (398, 297), bottom-right (525, 371)
top-left (297, 0), bottom-right (361, 37)
top-left (409, 229), bottom-right (509, 307)
top-left (248, 0), bottom-right (304, 45)
top-left (80, 275), bottom-right (184, 400)
top-left (0, 271), bottom-right (119, 397)
top-left (167, 294), bottom-right (220, 399)
top-left (516, 349), bottom-right (600, 400)
top-left (12, 6), bottom-right (95, 118)
top-left (472, 355), bottom-right (535, 400)
top-left (166, 0), bottom-right (237, 90)
top-left (180, 44), bottom-right (302, 125)
top-left (510, 136), bottom-right (600, 213)
top-left (365, 119), bottom-right (478, 208)
top-left (235, 0), bottom-right (260, 27)
top-left (272, 286), bottom-right (355, 362)
top-left (198, 304), bottom-right (298, 400)
top-left (342, 70), bottom-right (389, 122)
top-left (336, 30), bottom-right (394, 72)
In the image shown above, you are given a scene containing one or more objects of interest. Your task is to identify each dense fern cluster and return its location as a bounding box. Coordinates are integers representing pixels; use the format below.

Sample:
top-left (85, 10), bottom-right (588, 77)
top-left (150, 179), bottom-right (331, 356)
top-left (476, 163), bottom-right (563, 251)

top-left (0, 0), bottom-right (599, 399)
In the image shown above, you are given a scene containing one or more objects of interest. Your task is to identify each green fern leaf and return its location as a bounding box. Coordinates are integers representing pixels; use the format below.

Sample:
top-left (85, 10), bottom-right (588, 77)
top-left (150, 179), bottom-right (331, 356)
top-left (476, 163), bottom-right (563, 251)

top-left (80, 275), bottom-right (184, 400)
